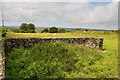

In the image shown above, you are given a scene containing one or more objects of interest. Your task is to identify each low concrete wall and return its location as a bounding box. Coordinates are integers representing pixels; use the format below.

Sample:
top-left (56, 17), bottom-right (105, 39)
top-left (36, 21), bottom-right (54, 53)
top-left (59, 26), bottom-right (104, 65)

top-left (4, 37), bottom-right (103, 54)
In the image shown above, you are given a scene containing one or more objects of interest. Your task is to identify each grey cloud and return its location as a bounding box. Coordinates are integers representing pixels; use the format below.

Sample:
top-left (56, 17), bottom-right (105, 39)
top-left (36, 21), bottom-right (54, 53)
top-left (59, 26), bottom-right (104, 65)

top-left (1, 2), bottom-right (118, 29)
top-left (3, 0), bottom-right (116, 2)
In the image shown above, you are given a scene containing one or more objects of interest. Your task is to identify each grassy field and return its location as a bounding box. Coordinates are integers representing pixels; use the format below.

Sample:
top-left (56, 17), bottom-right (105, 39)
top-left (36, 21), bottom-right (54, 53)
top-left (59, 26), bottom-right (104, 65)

top-left (5, 31), bottom-right (118, 78)
top-left (6, 31), bottom-right (118, 52)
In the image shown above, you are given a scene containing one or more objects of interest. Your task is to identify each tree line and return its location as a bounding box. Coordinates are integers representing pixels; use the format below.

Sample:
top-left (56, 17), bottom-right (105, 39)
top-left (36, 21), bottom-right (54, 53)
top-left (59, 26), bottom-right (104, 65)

top-left (2, 23), bottom-right (119, 38)
top-left (41, 27), bottom-right (66, 33)
top-left (14, 23), bottom-right (66, 33)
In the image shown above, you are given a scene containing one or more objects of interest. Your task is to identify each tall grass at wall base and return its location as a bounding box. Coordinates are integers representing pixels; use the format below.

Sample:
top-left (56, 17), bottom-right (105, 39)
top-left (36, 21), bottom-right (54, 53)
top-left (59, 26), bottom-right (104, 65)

top-left (5, 41), bottom-right (117, 78)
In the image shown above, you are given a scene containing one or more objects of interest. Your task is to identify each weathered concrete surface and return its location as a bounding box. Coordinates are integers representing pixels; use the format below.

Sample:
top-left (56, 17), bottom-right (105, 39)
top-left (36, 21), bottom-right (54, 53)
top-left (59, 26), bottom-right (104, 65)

top-left (4, 37), bottom-right (103, 54)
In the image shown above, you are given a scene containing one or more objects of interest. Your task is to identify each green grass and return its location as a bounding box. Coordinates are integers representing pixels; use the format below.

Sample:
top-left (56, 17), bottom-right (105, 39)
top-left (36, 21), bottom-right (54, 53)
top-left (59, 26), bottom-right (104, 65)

top-left (6, 31), bottom-right (118, 53)
top-left (5, 31), bottom-right (118, 78)
top-left (6, 31), bottom-right (117, 38)
top-left (5, 41), bottom-right (117, 78)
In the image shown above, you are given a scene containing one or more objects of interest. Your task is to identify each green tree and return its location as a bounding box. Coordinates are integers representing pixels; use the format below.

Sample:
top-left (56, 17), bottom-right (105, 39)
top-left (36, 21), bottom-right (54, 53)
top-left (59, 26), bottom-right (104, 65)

top-left (28, 23), bottom-right (35, 33)
top-left (58, 28), bottom-right (66, 33)
top-left (49, 27), bottom-right (58, 33)
top-left (41, 28), bottom-right (49, 33)
top-left (20, 23), bottom-right (28, 33)
top-left (20, 23), bottom-right (35, 33)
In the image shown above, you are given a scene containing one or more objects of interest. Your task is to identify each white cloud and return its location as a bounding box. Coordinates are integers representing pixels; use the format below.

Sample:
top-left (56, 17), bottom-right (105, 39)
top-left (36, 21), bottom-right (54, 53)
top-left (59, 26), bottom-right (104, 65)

top-left (85, 2), bottom-right (118, 24)
top-left (2, 0), bottom-right (90, 2)
top-left (1, 2), bottom-right (118, 29)
top-left (112, 0), bottom-right (120, 2)
top-left (2, 0), bottom-right (116, 2)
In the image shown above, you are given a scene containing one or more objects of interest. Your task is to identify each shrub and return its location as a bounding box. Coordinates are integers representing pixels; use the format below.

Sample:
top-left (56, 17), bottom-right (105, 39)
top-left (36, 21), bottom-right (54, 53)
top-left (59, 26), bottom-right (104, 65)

top-left (49, 27), bottom-right (58, 33)
top-left (11, 29), bottom-right (19, 33)
top-left (103, 30), bottom-right (111, 35)
top-left (2, 27), bottom-right (8, 37)
top-left (76, 29), bottom-right (83, 31)
top-left (84, 29), bottom-right (89, 31)
top-left (112, 30), bottom-right (118, 33)
top-left (5, 41), bottom-right (106, 78)
top-left (41, 28), bottom-right (49, 33)
top-left (58, 28), bottom-right (66, 33)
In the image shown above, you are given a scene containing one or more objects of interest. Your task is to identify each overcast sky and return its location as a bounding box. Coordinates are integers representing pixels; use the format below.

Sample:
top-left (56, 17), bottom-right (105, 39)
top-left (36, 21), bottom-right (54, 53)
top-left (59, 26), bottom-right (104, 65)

top-left (0, 0), bottom-right (119, 30)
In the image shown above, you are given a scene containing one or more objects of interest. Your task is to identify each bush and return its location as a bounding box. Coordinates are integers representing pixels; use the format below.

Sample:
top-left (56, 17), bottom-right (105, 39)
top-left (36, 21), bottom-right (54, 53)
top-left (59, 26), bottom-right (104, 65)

top-left (41, 28), bottom-right (49, 33)
top-left (103, 30), bottom-right (111, 35)
top-left (84, 29), bottom-right (89, 31)
top-left (2, 27), bottom-right (7, 37)
top-left (49, 27), bottom-right (58, 33)
top-left (76, 29), bottom-right (83, 31)
top-left (11, 29), bottom-right (19, 33)
top-left (58, 28), bottom-right (66, 33)
top-left (5, 41), bottom-right (106, 78)
top-left (112, 30), bottom-right (118, 33)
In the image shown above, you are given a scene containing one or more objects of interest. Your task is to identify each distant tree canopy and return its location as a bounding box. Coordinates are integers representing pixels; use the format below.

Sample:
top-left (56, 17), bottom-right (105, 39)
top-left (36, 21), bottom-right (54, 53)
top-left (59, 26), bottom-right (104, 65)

top-left (20, 23), bottom-right (35, 33)
top-left (41, 27), bottom-right (67, 33)
top-left (84, 29), bottom-right (89, 31)
top-left (11, 29), bottom-right (19, 33)
top-left (49, 27), bottom-right (58, 33)
top-left (75, 29), bottom-right (92, 32)
top-left (58, 28), bottom-right (66, 33)
top-left (41, 28), bottom-right (49, 33)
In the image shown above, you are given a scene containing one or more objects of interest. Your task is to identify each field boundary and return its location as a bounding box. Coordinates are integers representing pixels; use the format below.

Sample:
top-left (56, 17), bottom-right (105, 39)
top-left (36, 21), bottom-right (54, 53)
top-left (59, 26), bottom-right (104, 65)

top-left (4, 37), bottom-right (103, 54)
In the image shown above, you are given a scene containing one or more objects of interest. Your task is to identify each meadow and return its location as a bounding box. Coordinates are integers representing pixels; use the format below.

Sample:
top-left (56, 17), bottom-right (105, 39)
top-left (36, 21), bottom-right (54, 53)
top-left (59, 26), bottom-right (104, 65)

top-left (5, 30), bottom-right (118, 78)
top-left (6, 30), bottom-right (118, 53)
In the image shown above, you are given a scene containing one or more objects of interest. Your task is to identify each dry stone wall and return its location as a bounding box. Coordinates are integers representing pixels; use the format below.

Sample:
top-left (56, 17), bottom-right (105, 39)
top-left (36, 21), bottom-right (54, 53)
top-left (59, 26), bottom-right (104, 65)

top-left (4, 37), bottom-right (103, 54)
